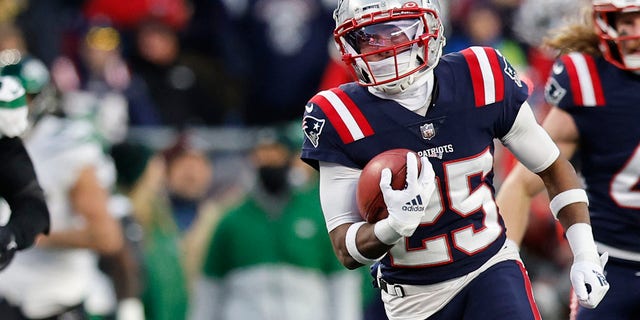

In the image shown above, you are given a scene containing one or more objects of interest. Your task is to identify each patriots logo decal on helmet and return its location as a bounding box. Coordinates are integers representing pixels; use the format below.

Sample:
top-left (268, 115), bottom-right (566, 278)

top-left (302, 115), bottom-right (325, 148)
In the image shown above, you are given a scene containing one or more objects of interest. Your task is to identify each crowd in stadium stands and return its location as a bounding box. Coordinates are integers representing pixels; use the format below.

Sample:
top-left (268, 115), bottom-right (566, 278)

top-left (0, 0), bottom-right (592, 319)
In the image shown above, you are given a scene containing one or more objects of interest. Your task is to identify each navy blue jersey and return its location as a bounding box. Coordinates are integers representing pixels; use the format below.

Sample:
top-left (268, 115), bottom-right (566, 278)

top-left (545, 53), bottom-right (640, 255)
top-left (301, 46), bottom-right (529, 285)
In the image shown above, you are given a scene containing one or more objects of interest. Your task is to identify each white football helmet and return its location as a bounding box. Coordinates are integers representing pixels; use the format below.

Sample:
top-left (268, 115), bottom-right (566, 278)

top-left (593, 0), bottom-right (640, 70)
top-left (333, 0), bottom-right (445, 93)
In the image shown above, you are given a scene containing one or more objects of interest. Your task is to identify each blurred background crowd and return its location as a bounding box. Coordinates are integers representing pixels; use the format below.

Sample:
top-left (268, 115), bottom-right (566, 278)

top-left (0, 0), bottom-right (591, 319)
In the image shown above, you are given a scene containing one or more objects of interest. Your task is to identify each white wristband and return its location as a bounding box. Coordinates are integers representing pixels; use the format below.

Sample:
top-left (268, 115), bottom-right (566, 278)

top-left (565, 223), bottom-right (599, 263)
top-left (374, 218), bottom-right (403, 245)
top-left (345, 222), bottom-right (377, 265)
top-left (549, 189), bottom-right (589, 219)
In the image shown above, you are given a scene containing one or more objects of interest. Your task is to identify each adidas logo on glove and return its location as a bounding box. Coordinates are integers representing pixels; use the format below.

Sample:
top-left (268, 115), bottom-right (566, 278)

top-left (402, 195), bottom-right (425, 212)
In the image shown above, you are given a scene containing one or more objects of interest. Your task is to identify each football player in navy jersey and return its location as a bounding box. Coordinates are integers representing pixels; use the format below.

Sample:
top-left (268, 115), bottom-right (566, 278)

top-left (498, 1), bottom-right (640, 319)
top-left (300, 0), bottom-right (609, 319)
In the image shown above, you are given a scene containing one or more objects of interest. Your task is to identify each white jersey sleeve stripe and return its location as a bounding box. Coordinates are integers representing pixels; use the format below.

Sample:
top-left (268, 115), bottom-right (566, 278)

top-left (462, 46), bottom-right (505, 106)
top-left (568, 53), bottom-right (597, 107)
top-left (471, 46), bottom-right (497, 105)
top-left (318, 90), bottom-right (365, 141)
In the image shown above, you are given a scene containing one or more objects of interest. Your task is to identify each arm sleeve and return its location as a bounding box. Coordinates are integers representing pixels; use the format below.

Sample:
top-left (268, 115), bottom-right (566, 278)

top-left (318, 161), bottom-right (363, 231)
top-left (500, 101), bottom-right (560, 173)
top-left (0, 137), bottom-right (50, 249)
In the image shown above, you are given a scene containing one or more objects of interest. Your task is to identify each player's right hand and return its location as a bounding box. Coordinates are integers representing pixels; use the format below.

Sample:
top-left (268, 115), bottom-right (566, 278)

top-left (570, 251), bottom-right (610, 309)
top-left (380, 152), bottom-right (436, 237)
top-left (0, 226), bottom-right (18, 271)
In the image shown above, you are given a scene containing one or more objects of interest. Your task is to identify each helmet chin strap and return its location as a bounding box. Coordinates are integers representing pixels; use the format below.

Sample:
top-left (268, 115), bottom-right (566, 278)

top-left (370, 64), bottom-right (429, 93)
top-left (368, 69), bottom-right (434, 113)
top-left (622, 54), bottom-right (640, 71)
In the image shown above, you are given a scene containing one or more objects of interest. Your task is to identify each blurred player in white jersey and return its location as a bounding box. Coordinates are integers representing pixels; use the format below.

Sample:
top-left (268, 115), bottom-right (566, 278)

top-left (0, 71), bottom-right (50, 272)
top-left (0, 51), bottom-right (124, 320)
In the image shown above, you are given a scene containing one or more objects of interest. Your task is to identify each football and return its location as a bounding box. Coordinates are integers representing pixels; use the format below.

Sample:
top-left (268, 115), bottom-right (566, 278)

top-left (356, 148), bottom-right (421, 223)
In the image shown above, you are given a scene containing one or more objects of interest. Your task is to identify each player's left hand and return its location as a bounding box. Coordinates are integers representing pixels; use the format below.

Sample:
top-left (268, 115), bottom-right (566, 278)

top-left (570, 251), bottom-right (609, 309)
top-left (380, 153), bottom-right (435, 237)
top-left (0, 226), bottom-right (17, 271)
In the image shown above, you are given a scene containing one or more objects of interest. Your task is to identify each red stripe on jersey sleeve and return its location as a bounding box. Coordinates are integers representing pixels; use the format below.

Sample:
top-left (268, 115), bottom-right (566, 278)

top-left (462, 48), bottom-right (486, 107)
top-left (484, 48), bottom-right (504, 103)
top-left (310, 94), bottom-right (355, 144)
top-left (330, 88), bottom-right (375, 137)
top-left (584, 55), bottom-right (606, 106)
top-left (561, 55), bottom-right (584, 106)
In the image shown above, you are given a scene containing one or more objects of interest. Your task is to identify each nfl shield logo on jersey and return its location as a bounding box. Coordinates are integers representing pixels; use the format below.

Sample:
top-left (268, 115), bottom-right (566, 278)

top-left (421, 123), bottom-right (436, 140)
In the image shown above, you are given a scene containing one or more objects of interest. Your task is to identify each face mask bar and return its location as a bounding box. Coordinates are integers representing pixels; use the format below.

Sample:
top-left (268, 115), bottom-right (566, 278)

top-left (357, 43), bottom-right (416, 83)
